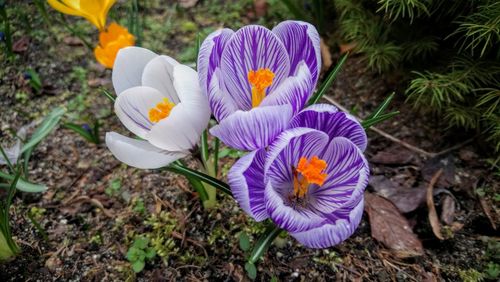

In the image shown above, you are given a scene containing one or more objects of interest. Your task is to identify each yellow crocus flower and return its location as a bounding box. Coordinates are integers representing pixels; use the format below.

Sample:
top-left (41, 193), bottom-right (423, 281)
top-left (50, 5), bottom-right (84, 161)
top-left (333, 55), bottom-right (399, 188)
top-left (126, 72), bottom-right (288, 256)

top-left (47, 0), bottom-right (117, 31)
top-left (94, 23), bottom-right (135, 68)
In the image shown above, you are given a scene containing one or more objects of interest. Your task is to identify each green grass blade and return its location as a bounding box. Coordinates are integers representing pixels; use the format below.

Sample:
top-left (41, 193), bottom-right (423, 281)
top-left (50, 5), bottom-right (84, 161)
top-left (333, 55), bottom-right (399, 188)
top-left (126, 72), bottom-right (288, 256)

top-left (248, 224), bottom-right (282, 264)
top-left (308, 53), bottom-right (349, 105)
top-left (365, 92), bottom-right (396, 120)
top-left (362, 111), bottom-right (400, 129)
top-left (0, 171), bottom-right (47, 193)
top-left (20, 107), bottom-right (65, 155)
top-left (166, 163), bottom-right (232, 196)
top-left (63, 123), bottom-right (96, 144)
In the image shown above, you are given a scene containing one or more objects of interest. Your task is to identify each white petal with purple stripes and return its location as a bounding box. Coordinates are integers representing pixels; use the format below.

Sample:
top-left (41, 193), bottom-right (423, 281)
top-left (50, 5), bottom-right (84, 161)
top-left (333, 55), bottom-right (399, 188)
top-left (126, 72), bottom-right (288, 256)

top-left (220, 25), bottom-right (290, 110)
top-left (260, 63), bottom-right (313, 113)
top-left (114, 86), bottom-right (162, 139)
top-left (210, 104), bottom-right (293, 151)
top-left (290, 104), bottom-right (367, 151)
top-left (228, 149), bottom-right (269, 221)
top-left (272, 21), bottom-right (321, 85)
top-left (207, 69), bottom-right (238, 122)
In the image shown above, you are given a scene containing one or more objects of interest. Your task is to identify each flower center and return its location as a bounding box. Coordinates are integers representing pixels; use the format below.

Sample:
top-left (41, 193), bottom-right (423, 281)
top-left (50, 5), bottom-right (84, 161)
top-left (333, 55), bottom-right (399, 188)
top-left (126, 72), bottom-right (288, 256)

top-left (148, 98), bottom-right (175, 123)
top-left (293, 156), bottom-right (328, 198)
top-left (247, 68), bottom-right (275, 108)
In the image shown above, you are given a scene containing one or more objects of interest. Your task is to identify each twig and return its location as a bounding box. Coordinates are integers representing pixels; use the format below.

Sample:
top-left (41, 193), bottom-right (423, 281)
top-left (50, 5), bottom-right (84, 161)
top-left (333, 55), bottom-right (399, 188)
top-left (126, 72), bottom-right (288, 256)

top-left (427, 169), bottom-right (444, 240)
top-left (322, 96), bottom-right (474, 158)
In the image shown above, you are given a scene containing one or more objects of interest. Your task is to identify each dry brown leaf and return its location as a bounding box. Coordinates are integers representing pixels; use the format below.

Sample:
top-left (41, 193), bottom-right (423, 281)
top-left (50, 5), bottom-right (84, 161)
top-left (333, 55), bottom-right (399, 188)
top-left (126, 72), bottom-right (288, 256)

top-left (369, 175), bottom-right (426, 213)
top-left (364, 192), bottom-right (424, 258)
top-left (339, 42), bottom-right (356, 54)
top-left (440, 195), bottom-right (456, 225)
top-left (479, 196), bottom-right (498, 230)
top-left (427, 169), bottom-right (444, 240)
top-left (63, 36), bottom-right (83, 46)
top-left (320, 39), bottom-right (333, 70)
top-left (253, 0), bottom-right (267, 17)
top-left (371, 146), bottom-right (415, 165)
top-left (422, 156), bottom-right (455, 187)
top-left (13, 36), bottom-right (29, 53)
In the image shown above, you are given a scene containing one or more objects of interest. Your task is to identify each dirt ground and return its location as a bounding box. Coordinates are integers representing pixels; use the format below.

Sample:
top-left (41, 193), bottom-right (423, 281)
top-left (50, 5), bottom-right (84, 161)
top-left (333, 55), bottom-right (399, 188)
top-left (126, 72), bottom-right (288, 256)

top-left (1, 1), bottom-right (499, 281)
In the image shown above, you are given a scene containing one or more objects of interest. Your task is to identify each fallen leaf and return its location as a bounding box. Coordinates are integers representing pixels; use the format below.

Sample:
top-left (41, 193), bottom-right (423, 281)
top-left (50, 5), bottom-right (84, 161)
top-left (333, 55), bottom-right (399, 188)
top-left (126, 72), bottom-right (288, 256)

top-left (364, 192), bottom-right (424, 258)
top-left (13, 36), bottom-right (30, 53)
top-left (440, 195), bottom-right (456, 225)
top-left (422, 156), bottom-right (455, 187)
top-left (369, 175), bottom-right (426, 213)
top-left (253, 0), bottom-right (267, 17)
top-left (339, 42), bottom-right (356, 54)
top-left (178, 0), bottom-right (198, 8)
top-left (478, 195), bottom-right (498, 230)
top-left (320, 39), bottom-right (333, 70)
top-left (427, 169), bottom-right (444, 240)
top-left (371, 146), bottom-right (415, 165)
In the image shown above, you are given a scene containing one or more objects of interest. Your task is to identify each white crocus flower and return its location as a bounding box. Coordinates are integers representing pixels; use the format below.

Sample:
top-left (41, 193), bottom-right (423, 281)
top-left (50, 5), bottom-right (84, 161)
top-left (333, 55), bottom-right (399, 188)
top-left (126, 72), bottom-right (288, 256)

top-left (106, 47), bottom-right (211, 169)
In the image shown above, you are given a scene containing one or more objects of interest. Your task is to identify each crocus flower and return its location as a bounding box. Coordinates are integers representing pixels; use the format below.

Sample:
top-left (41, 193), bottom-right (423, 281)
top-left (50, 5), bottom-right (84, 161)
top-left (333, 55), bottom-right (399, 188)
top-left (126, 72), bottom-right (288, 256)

top-left (47, 0), bottom-right (116, 31)
top-left (228, 104), bottom-right (369, 248)
top-left (105, 47), bottom-right (211, 169)
top-left (94, 23), bottom-right (135, 68)
top-left (197, 21), bottom-right (321, 151)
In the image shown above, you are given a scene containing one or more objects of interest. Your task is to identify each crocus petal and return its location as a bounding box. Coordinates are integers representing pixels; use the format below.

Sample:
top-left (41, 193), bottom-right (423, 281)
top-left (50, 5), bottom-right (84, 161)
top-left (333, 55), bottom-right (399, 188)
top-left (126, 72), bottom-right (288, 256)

top-left (105, 132), bottom-right (187, 169)
top-left (142, 55), bottom-right (180, 104)
top-left (114, 86), bottom-right (164, 139)
top-left (147, 103), bottom-right (205, 152)
top-left (265, 181), bottom-right (326, 233)
top-left (272, 20), bottom-right (321, 84)
top-left (228, 149), bottom-right (269, 221)
top-left (290, 197), bottom-right (364, 248)
top-left (112, 47), bottom-right (158, 95)
top-left (290, 104), bottom-right (367, 151)
top-left (310, 137), bottom-right (369, 214)
top-left (260, 63), bottom-right (313, 113)
top-left (210, 104), bottom-right (293, 151)
top-left (208, 69), bottom-right (238, 122)
top-left (198, 28), bottom-right (234, 95)
top-left (220, 25), bottom-right (291, 110)
top-left (172, 64), bottom-right (211, 133)
top-left (264, 128), bottom-right (329, 194)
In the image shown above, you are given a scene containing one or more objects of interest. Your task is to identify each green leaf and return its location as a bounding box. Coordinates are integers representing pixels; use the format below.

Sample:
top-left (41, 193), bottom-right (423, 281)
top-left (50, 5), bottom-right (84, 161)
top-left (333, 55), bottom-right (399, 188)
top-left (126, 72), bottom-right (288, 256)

top-left (131, 260), bottom-right (145, 273)
top-left (362, 111), bottom-right (399, 129)
top-left (185, 175), bottom-right (209, 202)
top-left (201, 129), bottom-right (209, 162)
top-left (63, 123), bottom-right (96, 143)
top-left (0, 171), bottom-right (46, 193)
top-left (364, 92), bottom-right (395, 120)
top-left (239, 232), bottom-right (251, 252)
top-left (25, 68), bottom-right (42, 93)
top-left (308, 53), bottom-right (348, 105)
top-left (133, 236), bottom-right (149, 249)
top-left (145, 248), bottom-right (156, 259)
top-left (248, 225), bottom-right (282, 264)
top-left (166, 163), bottom-right (232, 196)
top-left (101, 88), bottom-right (116, 102)
top-left (244, 262), bottom-right (257, 280)
top-left (21, 107), bottom-right (65, 155)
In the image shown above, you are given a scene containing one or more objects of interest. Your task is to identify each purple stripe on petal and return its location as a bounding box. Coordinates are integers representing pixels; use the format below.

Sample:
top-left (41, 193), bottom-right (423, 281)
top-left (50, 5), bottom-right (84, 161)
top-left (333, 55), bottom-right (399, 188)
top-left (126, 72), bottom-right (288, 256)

top-left (198, 28), bottom-right (234, 95)
top-left (272, 21), bottom-right (321, 85)
top-left (290, 197), bottom-right (364, 248)
top-left (264, 128), bottom-right (329, 188)
top-left (309, 137), bottom-right (369, 213)
top-left (228, 149), bottom-right (269, 221)
top-left (208, 69), bottom-right (238, 122)
top-left (220, 25), bottom-right (291, 110)
top-left (260, 63), bottom-right (314, 114)
top-left (210, 104), bottom-right (293, 151)
top-left (290, 104), bottom-right (367, 151)
top-left (265, 181), bottom-right (326, 233)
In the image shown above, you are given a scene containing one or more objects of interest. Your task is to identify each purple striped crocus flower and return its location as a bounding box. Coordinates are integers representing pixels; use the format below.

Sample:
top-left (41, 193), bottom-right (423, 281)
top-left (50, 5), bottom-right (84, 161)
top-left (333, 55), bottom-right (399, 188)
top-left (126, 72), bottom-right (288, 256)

top-left (228, 104), bottom-right (369, 248)
top-left (197, 21), bottom-right (321, 151)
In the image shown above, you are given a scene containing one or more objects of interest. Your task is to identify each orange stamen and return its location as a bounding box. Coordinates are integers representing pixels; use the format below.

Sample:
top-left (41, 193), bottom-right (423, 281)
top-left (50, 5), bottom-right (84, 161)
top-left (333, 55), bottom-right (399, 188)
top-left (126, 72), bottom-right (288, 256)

top-left (247, 68), bottom-right (275, 108)
top-left (148, 98), bottom-right (175, 123)
top-left (293, 156), bottom-right (328, 198)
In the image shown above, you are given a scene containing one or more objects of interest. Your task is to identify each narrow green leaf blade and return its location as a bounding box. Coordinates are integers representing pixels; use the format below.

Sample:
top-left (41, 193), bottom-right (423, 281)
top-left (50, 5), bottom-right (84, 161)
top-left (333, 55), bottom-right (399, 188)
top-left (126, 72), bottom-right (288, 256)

top-left (308, 53), bottom-right (348, 105)
top-left (63, 123), bottom-right (95, 143)
top-left (248, 225), bottom-right (282, 264)
top-left (20, 107), bottom-right (65, 154)
top-left (362, 111), bottom-right (400, 129)
top-left (166, 163), bottom-right (232, 196)
top-left (0, 171), bottom-right (47, 193)
top-left (365, 92), bottom-right (396, 120)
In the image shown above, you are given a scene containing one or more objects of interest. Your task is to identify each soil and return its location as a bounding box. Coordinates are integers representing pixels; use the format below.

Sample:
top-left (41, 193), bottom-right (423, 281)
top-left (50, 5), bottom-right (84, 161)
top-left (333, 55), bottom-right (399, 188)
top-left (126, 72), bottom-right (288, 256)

top-left (0, 1), bottom-right (499, 281)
